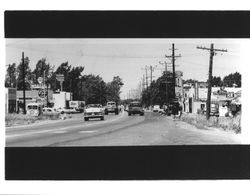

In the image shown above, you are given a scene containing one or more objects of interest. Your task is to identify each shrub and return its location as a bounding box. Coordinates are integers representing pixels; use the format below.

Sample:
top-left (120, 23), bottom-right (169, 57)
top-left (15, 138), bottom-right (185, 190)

top-left (180, 113), bottom-right (241, 134)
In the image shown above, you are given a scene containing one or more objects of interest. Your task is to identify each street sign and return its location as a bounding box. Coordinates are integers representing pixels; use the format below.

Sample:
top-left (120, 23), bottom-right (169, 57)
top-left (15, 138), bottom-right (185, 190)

top-left (38, 89), bottom-right (48, 98)
top-left (56, 74), bottom-right (64, 82)
top-left (37, 77), bottom-right (43, 84)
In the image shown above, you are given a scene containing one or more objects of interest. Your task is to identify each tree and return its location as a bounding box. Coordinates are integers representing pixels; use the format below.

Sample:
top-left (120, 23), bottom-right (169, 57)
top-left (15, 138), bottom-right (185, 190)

top-left (223, 72), bottom-right (241, 87)
top-left (50, 62), bottom-right (72, 91)
top-left (16, 57), bottom-right (32, 90)
top-left (106, 76), bottom-right (124, 103)
top-left (80, 74), bottom-right (108, 105)
top-left (5, 63), bottom-right (17, 88)
top-left (68, 66), bottom-right (84, 100)
top-left (141, 71), bottom-right (175, 107)
top-left (211, 76), bottom-right (223, 87)
top-left (32, 58), bottom-right (54, 85)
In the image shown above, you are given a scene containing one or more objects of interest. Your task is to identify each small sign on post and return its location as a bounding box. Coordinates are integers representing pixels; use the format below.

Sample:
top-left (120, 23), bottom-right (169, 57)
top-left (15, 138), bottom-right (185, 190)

top-left (38, 89), bottom-right (48, 99)
top-left (56, 74), bottom-right (64, 91)
top-left (37, 77), bottom-right (43, 84)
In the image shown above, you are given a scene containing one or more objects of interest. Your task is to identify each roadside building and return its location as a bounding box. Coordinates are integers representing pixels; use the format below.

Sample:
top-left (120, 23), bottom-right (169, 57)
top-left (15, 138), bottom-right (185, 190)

top-left (5, 88), bottom-right (17, 114)
top-left (52, 91), bottom-right (72, 109)
top-left (183, 83), bottom-right (241, 116)
top-left (175, 71), bottom-right (184, 109)
top-left (16, 90), bottom-right (53, 113)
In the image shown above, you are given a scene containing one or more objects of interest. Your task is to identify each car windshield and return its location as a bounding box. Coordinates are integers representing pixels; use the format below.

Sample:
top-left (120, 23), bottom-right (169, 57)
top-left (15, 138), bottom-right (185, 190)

top-left (27, 105), bottom-right (38, 109)
top-left (86, 104), bottom-right (102, 108)
top-left (130, 103), bottom-right (141, 107)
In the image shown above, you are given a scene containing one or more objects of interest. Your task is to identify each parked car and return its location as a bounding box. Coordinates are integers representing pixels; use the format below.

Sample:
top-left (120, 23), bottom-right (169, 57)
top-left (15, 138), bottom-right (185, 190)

top-left (57, 107), bottom-right (77, 114)
top-left (84, 104), bottom-right (105, 121)
top-left (166, 101), bottom-right (180, 116)
top-left (42, 107), bottom-right (60, 118)
top-left (26, 103), bottom-right (42, 116)
top-left (128, 101), bottom-right (144, 116)
top-left (153, 105), bottom-right (160, 112)
top-left (105, 101), bottom-right (119, 115)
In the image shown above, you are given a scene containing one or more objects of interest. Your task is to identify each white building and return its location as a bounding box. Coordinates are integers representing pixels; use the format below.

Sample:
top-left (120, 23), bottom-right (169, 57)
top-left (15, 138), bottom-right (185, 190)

top-left (183, 83), bottom-right (241, 115)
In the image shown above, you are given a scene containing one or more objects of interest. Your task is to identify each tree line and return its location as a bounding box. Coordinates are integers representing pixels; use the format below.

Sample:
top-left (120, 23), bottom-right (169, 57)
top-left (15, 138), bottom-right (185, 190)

top-left (5, 57), bottom-right (124, 105)
top-left (141, 71), bottom-right (241, 107)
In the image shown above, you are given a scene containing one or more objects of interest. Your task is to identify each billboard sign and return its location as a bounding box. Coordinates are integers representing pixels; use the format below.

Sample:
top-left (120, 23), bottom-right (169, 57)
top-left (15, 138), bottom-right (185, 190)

top-left (56, 74), bottom-right (64, 82)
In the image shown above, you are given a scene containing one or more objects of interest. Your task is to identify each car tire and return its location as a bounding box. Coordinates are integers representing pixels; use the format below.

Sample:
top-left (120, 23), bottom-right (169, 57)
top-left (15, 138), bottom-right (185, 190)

top-left (100, 116), bottom-right (104, 120)
top-left (84, 117), bottom-right (89, 121)
top-left (140, 113), bottom-right (144, 116)
top-left (128, 112), bottom-right (131, 116)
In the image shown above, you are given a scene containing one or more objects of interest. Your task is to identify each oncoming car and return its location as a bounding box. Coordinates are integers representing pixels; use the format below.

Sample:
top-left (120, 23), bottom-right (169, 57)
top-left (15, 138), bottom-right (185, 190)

top-left (105, 101), bottom-right (119, 115)
top-left (128, 101), bottom-right (144, 116)
top-left (84, 104), bottom-right (104, 121)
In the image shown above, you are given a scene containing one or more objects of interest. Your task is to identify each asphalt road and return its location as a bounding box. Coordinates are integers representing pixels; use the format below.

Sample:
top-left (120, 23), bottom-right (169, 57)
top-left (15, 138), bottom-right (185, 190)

top-left (6, 111), bottom-right (241, 147)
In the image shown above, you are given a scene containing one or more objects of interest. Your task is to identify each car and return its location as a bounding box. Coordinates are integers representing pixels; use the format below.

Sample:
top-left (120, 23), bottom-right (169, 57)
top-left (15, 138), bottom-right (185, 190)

top-left (42, 107), bottom-right (59, 115)
top-left (42, 107), bottom-right (60, 118)
top-left (165, 101), bottom-right (180, 116)
top-left (153, 105), bottom-right (160, 112)
top-left (105, 101), bottom-right (119, 115)
top-left (26, 103), bottom-right (43, 116)
top-left (128, 101), bottom-right (144, 116)
top-left (56, 107), bottom-right (77, 114)
top-left (84, 104), bottom-right (105, 121)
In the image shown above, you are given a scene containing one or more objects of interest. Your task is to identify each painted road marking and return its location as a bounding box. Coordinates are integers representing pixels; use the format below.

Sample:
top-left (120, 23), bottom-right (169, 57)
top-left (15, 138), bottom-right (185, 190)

top-left (6, 111), bottom-right (126, 139)
top-left (52, 130), bottom-right (67, 134)
top-left (79, 130), bottom-right (96, 133)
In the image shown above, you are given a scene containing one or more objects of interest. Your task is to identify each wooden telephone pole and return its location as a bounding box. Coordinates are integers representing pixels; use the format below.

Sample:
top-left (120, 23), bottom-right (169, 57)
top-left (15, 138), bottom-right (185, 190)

top-left (166, 44), bottom-right (181, 99)
top-left (159, 61), bottom-right (170, 104)
top-left (22, 52), bottom-right (26, 114)
top-left (197, 44), bottom-right (227, 119)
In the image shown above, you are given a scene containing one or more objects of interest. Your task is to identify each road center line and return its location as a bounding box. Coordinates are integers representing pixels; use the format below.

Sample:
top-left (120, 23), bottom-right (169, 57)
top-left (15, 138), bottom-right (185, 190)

top-left (6, 111), bottom-right (126, 139)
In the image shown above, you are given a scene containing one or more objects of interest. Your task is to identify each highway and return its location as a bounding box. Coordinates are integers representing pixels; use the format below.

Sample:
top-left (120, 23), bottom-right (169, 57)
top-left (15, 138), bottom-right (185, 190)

top-left (6, 111), bottom-right (241, 147)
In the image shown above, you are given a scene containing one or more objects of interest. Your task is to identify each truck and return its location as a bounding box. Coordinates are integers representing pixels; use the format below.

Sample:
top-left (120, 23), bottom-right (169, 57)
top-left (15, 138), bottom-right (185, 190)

top-left (69, 101), bottom-right (85, 113)
top-left (104, 101), bottom-right (119, 115)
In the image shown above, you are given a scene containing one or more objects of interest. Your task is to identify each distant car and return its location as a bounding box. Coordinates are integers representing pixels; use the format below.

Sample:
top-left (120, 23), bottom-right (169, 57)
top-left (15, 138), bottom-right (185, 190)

top-left (84, 104), bottom-right (104, 121)
top-left (105, 101), bottom-right (119, 115)
top-left (57, 107), bottom-right (77, 114)
top-left (128, 102), bottom-right (144, 116)
top-left (153, 105), bottom-right (160, 112)
top-left (42, 107), bottom-right (60, 116)
top-left (166, 101), bottom-right (180, 116)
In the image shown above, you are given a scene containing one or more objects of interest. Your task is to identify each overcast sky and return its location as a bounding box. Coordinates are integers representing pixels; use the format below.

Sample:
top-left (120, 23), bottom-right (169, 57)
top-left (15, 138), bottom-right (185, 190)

top-left (5, 39), bottom-right (242, 99)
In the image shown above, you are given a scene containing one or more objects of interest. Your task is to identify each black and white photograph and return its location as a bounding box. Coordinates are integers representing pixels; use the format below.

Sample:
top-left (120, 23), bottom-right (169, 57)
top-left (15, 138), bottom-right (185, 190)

top-left (5, 38), bottom-right (243, 146)
top-left (2, 10), bottom-right (250, 188)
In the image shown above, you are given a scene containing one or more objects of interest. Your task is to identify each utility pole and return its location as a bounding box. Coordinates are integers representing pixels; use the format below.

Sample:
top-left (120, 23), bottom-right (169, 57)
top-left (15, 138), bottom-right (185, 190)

top-left (159, 61), bottom-right (169, 104)
top-left (142, 75), bottom-right (145, 90)
top-left (141, 66), bottom-right (149, 90)
top-left (150, 65), bottom-right (153, 84)
top-left (22, 52), bottom-right (26, 114)
top-left (197, 43), bottom-right (227, 119)
top-left (166, 43), bottom-right (181, 99)
top-left (8, 64), bottom-right (12, 87)
top-left (43, 70), bottom-right (46, 107)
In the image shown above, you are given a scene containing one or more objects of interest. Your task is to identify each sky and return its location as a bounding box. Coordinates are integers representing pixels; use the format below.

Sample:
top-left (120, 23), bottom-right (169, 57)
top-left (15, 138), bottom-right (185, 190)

top-left (5, 39), bottom-right (242, 99)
